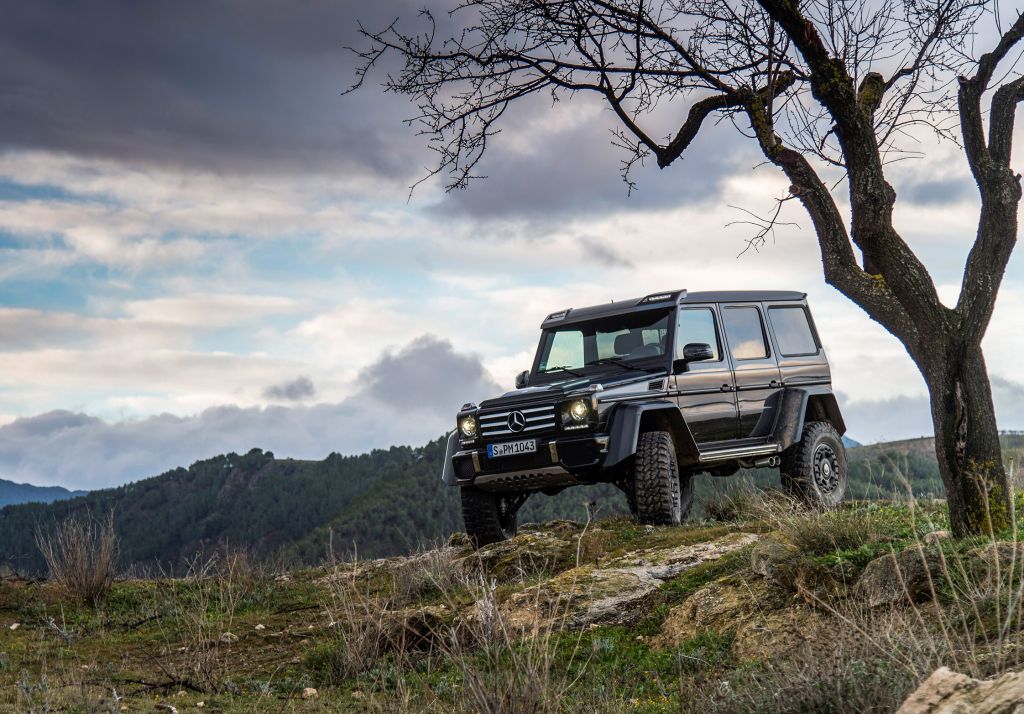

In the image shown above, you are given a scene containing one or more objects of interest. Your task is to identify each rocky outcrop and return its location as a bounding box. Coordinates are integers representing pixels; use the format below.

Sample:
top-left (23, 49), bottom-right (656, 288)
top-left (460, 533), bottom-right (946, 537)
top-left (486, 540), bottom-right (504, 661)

top-left (898, 667), bottom-right (1024, 713)
top-left (855, 545), bottom-right (940, 608)
top-left (502, 531), bottom-right (760, 629)
top-left (749, 535), bottom-right (846, 607)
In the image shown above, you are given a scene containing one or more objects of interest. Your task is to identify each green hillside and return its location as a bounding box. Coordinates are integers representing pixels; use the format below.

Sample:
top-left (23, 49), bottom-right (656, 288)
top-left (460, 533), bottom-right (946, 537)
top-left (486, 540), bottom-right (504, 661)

top-left (2, 433), bottom-right (1021, 575)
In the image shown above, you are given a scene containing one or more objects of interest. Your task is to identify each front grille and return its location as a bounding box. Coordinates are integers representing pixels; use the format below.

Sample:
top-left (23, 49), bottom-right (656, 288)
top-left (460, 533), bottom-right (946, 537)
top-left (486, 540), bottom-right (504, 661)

top-left (479, 404), bottom-right (556, 438)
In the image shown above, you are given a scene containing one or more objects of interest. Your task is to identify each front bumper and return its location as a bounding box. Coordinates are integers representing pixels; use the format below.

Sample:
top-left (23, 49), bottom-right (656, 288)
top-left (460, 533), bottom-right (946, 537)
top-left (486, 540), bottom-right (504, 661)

top-left (451, 433), bottom-right (610, 492)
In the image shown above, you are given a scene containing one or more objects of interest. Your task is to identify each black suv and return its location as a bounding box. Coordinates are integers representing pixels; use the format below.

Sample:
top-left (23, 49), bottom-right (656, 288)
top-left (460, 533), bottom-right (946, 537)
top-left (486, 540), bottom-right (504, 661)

top-left (442, 289), bottom-right (848, 546)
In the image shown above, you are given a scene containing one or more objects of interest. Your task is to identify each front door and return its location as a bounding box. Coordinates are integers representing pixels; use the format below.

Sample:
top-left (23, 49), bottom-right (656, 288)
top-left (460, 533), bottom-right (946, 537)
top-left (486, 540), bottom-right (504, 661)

top-left (720, 304), bottom-right (783, 438)
top-left (670, 305), bottom-right (738, 443)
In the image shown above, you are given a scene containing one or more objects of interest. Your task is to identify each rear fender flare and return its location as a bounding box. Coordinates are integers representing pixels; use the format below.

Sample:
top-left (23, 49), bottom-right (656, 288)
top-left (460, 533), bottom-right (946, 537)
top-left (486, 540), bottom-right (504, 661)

top-left (772, 388), bottom-right (846, 450)
top-left (604, 402), bottom-right (699, 469)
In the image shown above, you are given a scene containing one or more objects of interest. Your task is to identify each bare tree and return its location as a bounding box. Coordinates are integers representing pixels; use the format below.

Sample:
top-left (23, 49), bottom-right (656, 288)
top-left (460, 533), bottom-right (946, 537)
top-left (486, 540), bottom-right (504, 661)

top-left (351, 0), bottom-right (1022, 535)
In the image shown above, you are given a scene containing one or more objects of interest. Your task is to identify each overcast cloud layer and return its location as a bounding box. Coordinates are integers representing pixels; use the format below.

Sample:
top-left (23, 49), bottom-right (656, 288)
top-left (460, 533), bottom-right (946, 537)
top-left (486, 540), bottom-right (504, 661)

top-left (0, 1), bottom-right (1022, 489)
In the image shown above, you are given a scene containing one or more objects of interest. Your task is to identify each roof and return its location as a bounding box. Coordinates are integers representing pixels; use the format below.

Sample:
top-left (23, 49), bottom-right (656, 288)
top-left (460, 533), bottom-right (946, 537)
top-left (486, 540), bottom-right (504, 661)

top-left (540, 289), bottom-right (807, 328)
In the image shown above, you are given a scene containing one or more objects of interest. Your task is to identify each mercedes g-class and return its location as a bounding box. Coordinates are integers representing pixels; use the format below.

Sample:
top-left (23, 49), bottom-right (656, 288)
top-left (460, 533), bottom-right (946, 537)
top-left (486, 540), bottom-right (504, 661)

top-left (441, 290), bottom-right (847, 546)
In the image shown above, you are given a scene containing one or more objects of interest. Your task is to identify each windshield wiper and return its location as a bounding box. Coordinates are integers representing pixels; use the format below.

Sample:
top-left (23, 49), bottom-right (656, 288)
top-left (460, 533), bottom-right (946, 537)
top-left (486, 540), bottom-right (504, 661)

top-left (586, 357), bottom-right (652, 373)
top-left (544, 365), bottom-right (585, 377)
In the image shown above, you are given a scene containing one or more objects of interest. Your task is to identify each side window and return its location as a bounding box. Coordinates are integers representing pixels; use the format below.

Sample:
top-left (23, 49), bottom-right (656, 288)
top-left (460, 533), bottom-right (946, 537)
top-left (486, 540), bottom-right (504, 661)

top-left (722, 307), bottom-right (768, 360)
top-left (768, 306), bottom-right (819, 356)
top-left (675, 308), bottom-right (721, 361)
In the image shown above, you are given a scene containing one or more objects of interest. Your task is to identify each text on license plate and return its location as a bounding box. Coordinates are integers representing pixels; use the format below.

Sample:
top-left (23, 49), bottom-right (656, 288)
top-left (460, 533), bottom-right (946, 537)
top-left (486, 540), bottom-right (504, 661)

top-left (487, 439), bottom-right (537, 458)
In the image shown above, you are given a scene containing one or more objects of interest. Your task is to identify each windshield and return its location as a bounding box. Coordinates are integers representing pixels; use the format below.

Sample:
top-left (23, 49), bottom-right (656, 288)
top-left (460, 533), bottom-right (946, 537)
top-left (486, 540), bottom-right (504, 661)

top-left (535, 309), bottom-right (672, 377)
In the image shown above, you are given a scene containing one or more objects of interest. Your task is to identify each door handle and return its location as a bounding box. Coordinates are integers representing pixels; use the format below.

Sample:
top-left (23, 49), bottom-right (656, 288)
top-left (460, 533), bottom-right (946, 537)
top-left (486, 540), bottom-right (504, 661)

top-left (720, 384), bottom-right (733, 392)
top-left (770, 379), bottom-right (782, 388)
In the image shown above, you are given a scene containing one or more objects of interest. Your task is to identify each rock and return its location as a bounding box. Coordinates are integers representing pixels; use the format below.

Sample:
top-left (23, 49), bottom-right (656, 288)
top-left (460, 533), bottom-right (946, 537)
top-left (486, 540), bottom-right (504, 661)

top-left (897, 666), bottom-right (1024, 713)
top-left (923, 530), bottom-right (951, 545)
top-left (8, 623), bottom-right (18, 631)
top-left (750, 537), bottom-right (802, 588)
top-left (503, 532), bottom-right (761, 629)
top-left (856, 545), bottom-right (939, 608)
top-left (302, 687), bottom-right (318, 700)
top-left (657, 577), bottom-right (837, 660)
top-left (469, 530), bottom-right (576, 580)
top-left (218, 632), bottom-right (239, 644)
top-left (446, 531), bottom-right (473, 549)
top-left (387, 605), bottom-right (457, 651)
top-left (968, 542), bottom-right (1024, 584)
top-left (254, 624), bottom-right (266, 631)
top-left (154, 705), bottom-right (178, 713)
top-left (750, 536), bottom-right (844, 606)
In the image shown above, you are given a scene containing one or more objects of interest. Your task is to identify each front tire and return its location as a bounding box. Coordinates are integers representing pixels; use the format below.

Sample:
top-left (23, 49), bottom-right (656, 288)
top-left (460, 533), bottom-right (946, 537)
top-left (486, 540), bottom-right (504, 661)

top-left (460, 486), bottom-right (522, 547)
top-left (633, 430), bottom-right (693, 525)
top-left (780, 421), bottom-right (847, 509)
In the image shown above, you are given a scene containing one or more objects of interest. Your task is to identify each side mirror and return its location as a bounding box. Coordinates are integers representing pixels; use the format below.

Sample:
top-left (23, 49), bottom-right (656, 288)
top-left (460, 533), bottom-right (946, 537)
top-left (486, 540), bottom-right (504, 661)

top-left (515, 370), bottom-right (530, 389)
top-left (673, 343), bottom-right (714, 373)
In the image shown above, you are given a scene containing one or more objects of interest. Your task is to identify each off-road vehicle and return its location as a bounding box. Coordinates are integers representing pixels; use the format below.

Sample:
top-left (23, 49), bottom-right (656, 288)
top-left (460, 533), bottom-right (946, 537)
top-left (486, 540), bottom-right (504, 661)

top-left (441, 290), bottom-right (848, 546)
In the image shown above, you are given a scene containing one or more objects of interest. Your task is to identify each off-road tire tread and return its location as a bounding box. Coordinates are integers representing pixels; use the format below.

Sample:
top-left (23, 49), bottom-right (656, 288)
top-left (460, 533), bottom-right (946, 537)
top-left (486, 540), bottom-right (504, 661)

top-left (780, 420), bottom-right (846, 509)
top-left (460, 486), bottom-right (516, 548)
top-left (633, 430), bottom-right (687, 525)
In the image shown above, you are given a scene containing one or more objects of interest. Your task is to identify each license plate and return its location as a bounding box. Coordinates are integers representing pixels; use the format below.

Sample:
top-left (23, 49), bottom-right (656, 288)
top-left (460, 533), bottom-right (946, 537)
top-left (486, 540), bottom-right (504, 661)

top-left (487, 439), bottom-right (537, 458)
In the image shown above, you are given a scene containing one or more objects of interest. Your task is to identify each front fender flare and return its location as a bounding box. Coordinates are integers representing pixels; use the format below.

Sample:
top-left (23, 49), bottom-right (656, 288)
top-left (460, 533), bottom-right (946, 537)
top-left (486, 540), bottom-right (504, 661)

top-left (604, 402), bottom-right (699, 469)
top-left (440, 431), bottom-right (460, 486)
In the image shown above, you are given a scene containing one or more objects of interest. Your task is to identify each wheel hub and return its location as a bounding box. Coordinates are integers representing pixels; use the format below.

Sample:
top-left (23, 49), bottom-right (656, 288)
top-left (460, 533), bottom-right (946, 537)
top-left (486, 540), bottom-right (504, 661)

top-left (813, 444), bottom-right (840, 493)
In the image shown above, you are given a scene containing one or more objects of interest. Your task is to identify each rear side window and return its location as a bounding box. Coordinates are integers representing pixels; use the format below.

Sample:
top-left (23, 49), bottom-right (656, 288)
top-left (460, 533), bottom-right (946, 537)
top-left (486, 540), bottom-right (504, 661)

top-left (768, 306), bottom-right (819, 356)
top-left (722, 307), bottom-right (768, 360)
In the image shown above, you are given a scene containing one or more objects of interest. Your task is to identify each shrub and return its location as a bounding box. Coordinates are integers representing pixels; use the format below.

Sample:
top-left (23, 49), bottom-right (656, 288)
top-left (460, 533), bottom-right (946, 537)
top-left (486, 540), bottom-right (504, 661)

top-left (35, 511), bottom-right (118, 606)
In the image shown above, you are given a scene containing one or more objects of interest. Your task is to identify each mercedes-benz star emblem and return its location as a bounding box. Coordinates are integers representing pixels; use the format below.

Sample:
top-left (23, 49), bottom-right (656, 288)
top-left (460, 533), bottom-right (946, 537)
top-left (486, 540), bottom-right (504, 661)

top-left (507, 411), bottom-right (527, 432)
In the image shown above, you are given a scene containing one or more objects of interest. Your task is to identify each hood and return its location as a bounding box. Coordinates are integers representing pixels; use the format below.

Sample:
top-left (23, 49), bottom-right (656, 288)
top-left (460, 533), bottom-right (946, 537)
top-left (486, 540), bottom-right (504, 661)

top-left (477, 370), bottom-right (666, 410)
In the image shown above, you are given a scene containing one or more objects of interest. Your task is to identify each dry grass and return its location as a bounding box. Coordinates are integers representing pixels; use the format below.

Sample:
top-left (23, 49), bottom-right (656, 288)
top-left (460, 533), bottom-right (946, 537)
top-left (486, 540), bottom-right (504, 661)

top-left (148, 548), bottom-right (261, 693)
top-left (35, 511), bottom-right (118, 606)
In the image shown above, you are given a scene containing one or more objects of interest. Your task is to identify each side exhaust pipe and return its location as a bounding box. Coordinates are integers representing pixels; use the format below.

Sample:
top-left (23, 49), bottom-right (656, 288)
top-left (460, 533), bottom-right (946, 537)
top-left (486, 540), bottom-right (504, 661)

top-left (750, 455), bottom-right (781, 468)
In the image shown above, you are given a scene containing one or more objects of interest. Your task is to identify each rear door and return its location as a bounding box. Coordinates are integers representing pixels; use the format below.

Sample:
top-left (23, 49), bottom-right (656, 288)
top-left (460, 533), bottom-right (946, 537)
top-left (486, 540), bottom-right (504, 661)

top-left (670, 304), bottom-right (739, 443)
top-left (719, 303), bottom-right (783, 439)
top-left (765, 302), bottom-right (831, 387)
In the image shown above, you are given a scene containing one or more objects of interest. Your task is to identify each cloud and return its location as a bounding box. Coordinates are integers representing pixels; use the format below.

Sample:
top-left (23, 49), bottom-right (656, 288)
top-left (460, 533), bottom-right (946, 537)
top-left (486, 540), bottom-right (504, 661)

top-left (0, 335), bottom-right (499, 489)
top-left (0, 0), bottom-right (431, 177)
top-left (263, 377), bottom-right (316, 402)
top-left (359, 335), bottom-right (501, 415)
top-left (838, 376), bottom-right (1024, 444)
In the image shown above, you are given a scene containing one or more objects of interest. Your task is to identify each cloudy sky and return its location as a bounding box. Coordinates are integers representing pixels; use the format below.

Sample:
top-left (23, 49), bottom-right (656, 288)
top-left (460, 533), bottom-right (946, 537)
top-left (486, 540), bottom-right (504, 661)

top-left (0, 0), bottom-right (1022, 489)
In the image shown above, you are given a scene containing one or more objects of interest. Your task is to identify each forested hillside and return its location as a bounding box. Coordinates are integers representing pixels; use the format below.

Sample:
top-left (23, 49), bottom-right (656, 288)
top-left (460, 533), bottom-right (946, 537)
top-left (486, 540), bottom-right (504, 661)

top-left (2, 433), bottom-right (1021, 575)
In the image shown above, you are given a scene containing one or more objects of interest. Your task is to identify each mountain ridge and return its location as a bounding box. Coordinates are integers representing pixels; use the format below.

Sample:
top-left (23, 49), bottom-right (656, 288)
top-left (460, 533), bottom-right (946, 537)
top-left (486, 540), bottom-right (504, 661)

top-left (2, 433), bottom-right (1020, 575)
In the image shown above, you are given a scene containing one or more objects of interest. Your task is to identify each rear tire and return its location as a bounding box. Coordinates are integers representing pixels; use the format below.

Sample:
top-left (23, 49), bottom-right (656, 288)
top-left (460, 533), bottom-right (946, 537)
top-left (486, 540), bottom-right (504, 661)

top-left (633, 430), bottom-right (692, 525)
top-left (460, 486), bottom-right (522, 548)
top-left (780, 421), bottom-right (847, 509)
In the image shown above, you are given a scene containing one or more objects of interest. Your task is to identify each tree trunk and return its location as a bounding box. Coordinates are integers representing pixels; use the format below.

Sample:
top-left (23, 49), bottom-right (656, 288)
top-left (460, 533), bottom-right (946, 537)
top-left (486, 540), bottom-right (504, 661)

top-left (922, 343), bottom-right (1010, 536)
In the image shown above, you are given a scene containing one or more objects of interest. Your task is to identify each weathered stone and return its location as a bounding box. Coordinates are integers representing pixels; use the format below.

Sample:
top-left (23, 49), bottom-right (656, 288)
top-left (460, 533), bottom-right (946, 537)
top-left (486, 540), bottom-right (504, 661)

top-left (302, 687), bottom-right (319, 700)
top-left (967, 542), bottom-right (1024, 585)
top-left (897, 666), bottom-right (1024, 713)
top-left (387, 604), bottom-right (457, 651)
top-left (468, 530), bottom-right (576, 580)
top-left (657, 577), bottom-right (837, 660)
top-left (218, 632), bottom-right (238, 644)
top-left (855, 545), bottom-right (939, 608)
top-left (501, 532), bottom-right (760, 629)
top-left (923, 530), bottom-right (951, 545)
top-left (750, 537), bottom-right (803, 589)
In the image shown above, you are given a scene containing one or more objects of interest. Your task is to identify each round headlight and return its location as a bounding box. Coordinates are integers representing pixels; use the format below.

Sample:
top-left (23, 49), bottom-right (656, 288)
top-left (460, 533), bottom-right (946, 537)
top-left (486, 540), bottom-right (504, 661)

top-left (459, 416), bottom-right (477, 438)
top-left (569, 399), bottom-right (590, 422)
